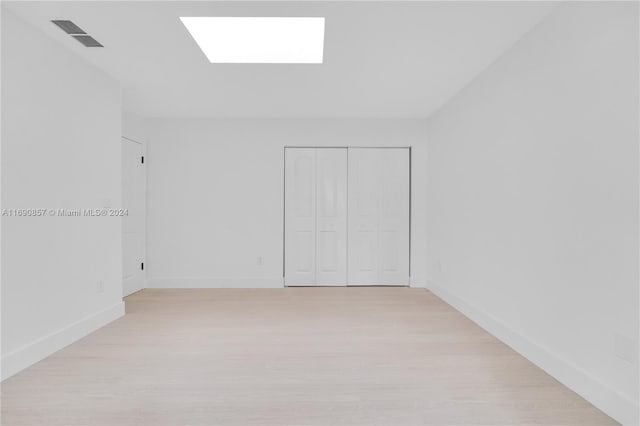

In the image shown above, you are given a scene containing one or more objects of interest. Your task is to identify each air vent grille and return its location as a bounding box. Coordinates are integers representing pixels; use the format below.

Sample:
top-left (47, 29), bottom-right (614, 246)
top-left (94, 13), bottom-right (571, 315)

top-left (51, 20), bottom-right (86, 35)
top-left (72, 35), bottom-right (103, 48)
top-left (51, 19), bottom-right (103, 47)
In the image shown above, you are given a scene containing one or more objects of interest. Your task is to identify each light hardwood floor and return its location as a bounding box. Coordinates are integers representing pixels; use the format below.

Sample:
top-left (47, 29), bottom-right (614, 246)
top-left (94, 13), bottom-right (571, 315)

top-left (2, 288), bottom-right (616, 425)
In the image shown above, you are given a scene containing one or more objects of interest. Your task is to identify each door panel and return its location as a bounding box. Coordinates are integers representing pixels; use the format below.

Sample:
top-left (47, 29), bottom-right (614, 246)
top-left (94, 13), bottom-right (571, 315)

top-left (378, 148), bottom-right (410, 284)
top-left (315, 148), bottom-right (347, 285)
top-left (348, 149), bottom-right (379, 284)
top-left (122, 138), bottom-right (145, 296)
top-left (294, 155), bottom-right (314, 217)
top-left (317, 231), bottom-right (337, 271)
top-left (357, 230), bottom-right (377, 271)
top-left (348, 148), bottom-right (409, 285)
top-left (285, 148), bottom-right (316, 285)
top-left (382, 230), bottom-right (399, 271)
top-left (294, 231), bottom-right (314, 272)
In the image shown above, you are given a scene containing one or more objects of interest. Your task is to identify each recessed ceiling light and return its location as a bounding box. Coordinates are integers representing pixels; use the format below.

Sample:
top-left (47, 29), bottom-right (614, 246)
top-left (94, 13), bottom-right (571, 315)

top-left (180, 17), bottom-right (325, 64)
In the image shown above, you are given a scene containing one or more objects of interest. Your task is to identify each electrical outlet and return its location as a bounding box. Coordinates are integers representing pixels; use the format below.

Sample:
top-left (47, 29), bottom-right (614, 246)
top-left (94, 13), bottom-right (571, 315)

top-left (257, 256), bottom-right (263, 266)
top-left (436, 262), bottom-right (443, 273)
top-left (96, 280), bottom-right (104, 294)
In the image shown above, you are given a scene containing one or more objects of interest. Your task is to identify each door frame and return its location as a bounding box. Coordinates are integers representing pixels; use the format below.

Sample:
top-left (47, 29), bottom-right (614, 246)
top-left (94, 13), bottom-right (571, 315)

top-left (122, 136), bottom-right (147, 296)
top-left (282, 146), bottom-right (412, 286)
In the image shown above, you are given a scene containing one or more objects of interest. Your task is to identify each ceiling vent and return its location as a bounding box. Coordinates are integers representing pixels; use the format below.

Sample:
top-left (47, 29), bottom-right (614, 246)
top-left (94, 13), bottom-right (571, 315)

top-left (72, 35), bottom-right (103, 48)
top-left (51, 20), bottom-right (86, 34)
top-left (51, 20), bottom-right (103, 47)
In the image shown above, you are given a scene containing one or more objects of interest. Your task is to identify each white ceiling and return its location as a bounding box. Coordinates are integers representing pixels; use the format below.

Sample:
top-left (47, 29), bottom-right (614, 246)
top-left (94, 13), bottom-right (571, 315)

top-left (5, 1), bottom-right (555, 118)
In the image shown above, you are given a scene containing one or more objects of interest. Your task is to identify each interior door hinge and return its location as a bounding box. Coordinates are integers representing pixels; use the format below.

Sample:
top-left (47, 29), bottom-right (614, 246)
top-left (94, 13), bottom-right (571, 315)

top-left (141, 156), bottom-right (145, 164)
top-left (141, 262), bottom-right (144, 271)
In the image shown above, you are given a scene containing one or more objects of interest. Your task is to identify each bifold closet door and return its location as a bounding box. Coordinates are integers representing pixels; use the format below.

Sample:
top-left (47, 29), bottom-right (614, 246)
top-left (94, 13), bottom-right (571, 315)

top-left (285, 148), bottom-right (316, 285)
top-left (284, 148), bottom-right (347, 286)
top-left (348, 148), bottom-right (409, 285)
top-left (315, 148), bottom-right (347, 285)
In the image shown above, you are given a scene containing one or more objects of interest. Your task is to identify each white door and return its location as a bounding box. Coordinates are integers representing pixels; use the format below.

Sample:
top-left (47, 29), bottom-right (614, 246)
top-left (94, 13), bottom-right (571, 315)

top-left (122, 138), bottom-right (145, 296)
top-left (315, 148), bottom-right (347, 285)
top-left (285, 148), bottom-right (347, 286)
top-left (348, 148), bottom-right (409, 285)
top-left (285, 148), bottom-right (316, 285)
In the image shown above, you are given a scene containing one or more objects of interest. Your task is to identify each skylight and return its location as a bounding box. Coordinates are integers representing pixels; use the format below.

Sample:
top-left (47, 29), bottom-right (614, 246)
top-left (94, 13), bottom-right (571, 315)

top-left (180, 17), bottom-right (325, 64)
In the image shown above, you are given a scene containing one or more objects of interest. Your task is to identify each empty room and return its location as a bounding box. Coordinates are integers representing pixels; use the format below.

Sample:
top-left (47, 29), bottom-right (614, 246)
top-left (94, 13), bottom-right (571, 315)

top-left (1, 1), bottom-right (638, 425)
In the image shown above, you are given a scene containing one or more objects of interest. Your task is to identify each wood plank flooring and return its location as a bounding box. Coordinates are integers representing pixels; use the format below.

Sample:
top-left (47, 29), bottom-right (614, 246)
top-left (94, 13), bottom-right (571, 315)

top-left (1, 288), bottom-right (616, 425)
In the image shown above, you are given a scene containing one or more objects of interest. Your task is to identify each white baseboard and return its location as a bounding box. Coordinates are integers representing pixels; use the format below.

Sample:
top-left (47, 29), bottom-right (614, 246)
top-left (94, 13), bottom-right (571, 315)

top-left (147, 277), bottom-right (284, 288)
top-left (426, 279), bottom-right (639, 426)
top-left (149, 277), bottom-right (424, 289)
top-left (1, 301), bottom-right (125, 381)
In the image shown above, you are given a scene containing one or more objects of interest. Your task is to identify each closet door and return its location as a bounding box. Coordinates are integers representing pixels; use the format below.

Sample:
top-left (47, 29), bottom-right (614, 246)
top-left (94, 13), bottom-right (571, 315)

top-left (315, 148), bottom-right (347, 285)
top-left (348, 148), bottom-right (409, 285)
top-left (285, 148), bottom-right (316, 285)
top-left (285, 148), bottom-right (348, 286)
top-left (378, 148), bottom-right (410, 284)
top-left (347, 148), bottom-right (379, 284)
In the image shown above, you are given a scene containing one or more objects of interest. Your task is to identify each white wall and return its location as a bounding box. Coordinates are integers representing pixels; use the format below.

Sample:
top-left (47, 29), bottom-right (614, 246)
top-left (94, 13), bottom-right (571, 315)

top-left (123, 111), bottom-right (151, 145)
top-left (426, 2), bottom-right (638, 424)
top-left (1, 9), bottom-right (124, 379)
top-left (144, 119), bottom-right (428, 288)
